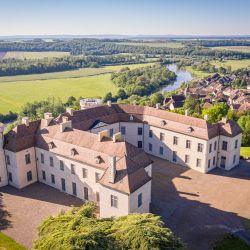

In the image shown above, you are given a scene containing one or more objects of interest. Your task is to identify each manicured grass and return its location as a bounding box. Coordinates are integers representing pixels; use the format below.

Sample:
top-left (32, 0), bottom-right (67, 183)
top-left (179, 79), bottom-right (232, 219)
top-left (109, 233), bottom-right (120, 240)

top-left (211, 59), bottom-right (250, 70)
top-left (0, 232), bottom-right (26, 250)
top-left (3, 51), bottom-right (70, 60)
top-left (0, 63), bottom-right (154, 114)
top-left (214, 234), bottom-right (250, 250)
top-left (211, 46), bottom-right (250, 53)
top-left (240, 147), bottom-right (250, 157)
top-left (118, 42), bottom-right (184, 48)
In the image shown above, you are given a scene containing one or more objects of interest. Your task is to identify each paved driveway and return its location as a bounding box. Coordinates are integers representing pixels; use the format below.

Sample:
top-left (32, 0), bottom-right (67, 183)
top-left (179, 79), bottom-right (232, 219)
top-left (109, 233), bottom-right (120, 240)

top-left (0, 183), bottom-right (83, 249)
top-left (151, 157), bottom-right (250, 250)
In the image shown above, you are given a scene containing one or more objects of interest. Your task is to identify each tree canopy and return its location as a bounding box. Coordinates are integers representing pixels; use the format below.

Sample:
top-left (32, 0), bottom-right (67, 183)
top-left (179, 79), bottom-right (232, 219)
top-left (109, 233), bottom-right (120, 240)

top-left (33, 203), bottom-right (183, 250)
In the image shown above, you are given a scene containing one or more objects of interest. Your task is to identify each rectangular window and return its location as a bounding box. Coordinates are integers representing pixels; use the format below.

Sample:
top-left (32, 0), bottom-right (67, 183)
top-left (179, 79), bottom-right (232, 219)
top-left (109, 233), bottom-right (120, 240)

top-left (61, 178), bottom-right (66, 191)
top-left (27, 171), bottom-right (32, 181)
top-left (138, 193), bottom-right (142, 208)
top-left (173, 136), bottom-right (178, 145)
top-left (160, 132), bottom-right (165, 141)
top-left (213, 156), bottom-right (216, 166)
top-left (121, 126), bottom-right (126, 135)
top-left (51, 174), bottom-right (55, 184)
top-left (137, 141), bottom-right (143, 148)
top-left (149, 130), bottom-right (153, 138)
top-left (185, 155), bottom-right (190, 164)
top-left (8, 172), bottom-right (12, 182)
top-left (82, 168), bottom-right (87, 178)
top-left (159, 146), bottom-right (164, 155)
top-left (222, 141), bottom-right (228, 151)
top-left (71, 164), bottom-right (75, 175)
top-left (49, 156), bottom-right (54, 167)
top-left (208, 159), bottom-right (211, 168)
top-left (84, 187), bottom-right (89, 200)
top-left (25, 154), bottom-right (31, 164)
top-left (138, 127), bottom-right (143, 135)
top-left (186, 140), bottom-right (191, 149)
top-left (41, 153), bottom-right (44, 164)
top-left (95, 172), bottom-right (100, 182)
top-left (60, 160), bottom-right (64, 171)
top-left (111, 195), bottom-right (118, 208)
top-left (196, 158), bottom-right (202, 167)
top-left (6, 155), bottom-right (10, 165)
top-left (42, 170), bottom-right (46, 180)
top-left (214, 141), bottom-right (217, 151)
top-left (209, 144), bottom-right (212, 153)
top-left (197, 143), bottom-right (203, 153)
top-left (148, 143), bottom-right (152, 152)
top-left (72, 182), bottom-right (77, 196)
top-left (233, 155), bottom-right (236, 164)
top-left (220, 156), bottom-right (226, 168)
top-left (234, 140), bottom-right (238, 149)
top-left (173, 151), bottom-right (177, 162)
top-left (109, 128), bottom-right (114, 137)
top-left (96, 192), bottom-right (100, 202)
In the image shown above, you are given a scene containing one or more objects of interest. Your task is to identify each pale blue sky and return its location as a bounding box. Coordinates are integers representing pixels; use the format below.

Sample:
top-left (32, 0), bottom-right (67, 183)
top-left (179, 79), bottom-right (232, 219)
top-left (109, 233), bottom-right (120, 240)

top-left (0, 0), bottom-right (250, 36)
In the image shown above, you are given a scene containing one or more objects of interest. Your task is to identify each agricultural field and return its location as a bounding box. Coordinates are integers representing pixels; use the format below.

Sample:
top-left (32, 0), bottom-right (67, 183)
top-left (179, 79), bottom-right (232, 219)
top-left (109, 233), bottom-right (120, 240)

top-left (184, 66), bottom-right (211, 79)
top-left (2, 51), bottom-right (70, 60)
top-left (0, 51), bottom-right (7, 59)
top-left (0, 63), bottom-right (154, 114)
top-left (211, 46), bottom-right (250, 53)
top-left (211, 59), bottom-right (250, 70)
top-left (240, 147), bottom-right (250, 157)
top-left (118, 42), bottom-right (184, 48)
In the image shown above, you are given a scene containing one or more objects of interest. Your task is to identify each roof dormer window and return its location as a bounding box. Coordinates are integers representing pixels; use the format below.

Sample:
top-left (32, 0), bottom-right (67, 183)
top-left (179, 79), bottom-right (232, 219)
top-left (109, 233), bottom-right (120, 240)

top-left (48, 141), bottom-right (56, 149)
top-left (161, 120), bottom-right (166, 126)
top-left (71, 148), bottom-right (78, 156)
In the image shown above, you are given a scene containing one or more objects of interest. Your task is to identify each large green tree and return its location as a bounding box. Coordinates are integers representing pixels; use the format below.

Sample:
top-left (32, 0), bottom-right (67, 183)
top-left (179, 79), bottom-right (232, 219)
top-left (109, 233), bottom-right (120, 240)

top-left (33, 203), bottom-right (183, 250)
top-left (237, 115), bottom-right (250, 146)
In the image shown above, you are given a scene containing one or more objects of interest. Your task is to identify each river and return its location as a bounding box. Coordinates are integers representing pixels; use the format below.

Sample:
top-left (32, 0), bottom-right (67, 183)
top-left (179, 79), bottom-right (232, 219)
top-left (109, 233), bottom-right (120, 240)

top-left (161, 64), bottom-right (193, 92)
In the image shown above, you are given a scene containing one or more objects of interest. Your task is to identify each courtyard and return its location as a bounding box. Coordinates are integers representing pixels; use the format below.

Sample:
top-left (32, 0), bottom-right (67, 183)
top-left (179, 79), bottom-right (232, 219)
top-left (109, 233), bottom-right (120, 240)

top-left (151, 157), bottom-right (250, 250)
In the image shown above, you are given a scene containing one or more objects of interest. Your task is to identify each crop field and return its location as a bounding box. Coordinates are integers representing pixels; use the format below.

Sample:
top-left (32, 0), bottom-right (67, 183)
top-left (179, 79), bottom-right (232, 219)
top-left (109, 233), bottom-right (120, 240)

top-left (211, 59), bottom-right (250, 70)
top-left (0, 63), bottom-right (154, 114)
top-left (2, 51), bottom-right (70, 60)
top-left (118, 42), bottom-right (184, 48)
top-left (211, 46), bottom-right (250, 53)
top-left (0, 51), bottom-right (7, 59)
top-left (184, 66), bottom-right (211, 79)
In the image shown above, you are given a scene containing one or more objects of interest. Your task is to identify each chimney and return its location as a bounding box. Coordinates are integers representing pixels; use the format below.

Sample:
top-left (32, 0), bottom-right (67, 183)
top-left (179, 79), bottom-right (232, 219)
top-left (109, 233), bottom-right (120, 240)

top-left (204, 114), bottom-right (208, 121)
top-left (21, 117), bottom-right (29, 126)
top-left (156, 103), bottom-right (160, 109)
top-left (66, 107), bottom-right (74, 116)
top-left (60, 117), bottom-right (72, 132)
top-left (221, 116), bottom-right (228, 124)
top-left (112, 132), bottom-right (122, 143)
top-left (44, 112), bottom-right (54, 127)
top-left (107, 100), bottom-right (112, 107)
top-left (98, 130), bottom-right (108, 142)
top-left (108, 156), bottom-right (116, 183)
top-left (185, 109), bottom-right (189, 116)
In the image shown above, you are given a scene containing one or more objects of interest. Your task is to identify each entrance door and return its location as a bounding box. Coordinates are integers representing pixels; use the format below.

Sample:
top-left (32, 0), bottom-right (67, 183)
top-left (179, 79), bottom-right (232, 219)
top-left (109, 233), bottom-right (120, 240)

top-left (84, 187), bottom-right (88, 200)
top-left (220, 156), bottom-right (226, 169)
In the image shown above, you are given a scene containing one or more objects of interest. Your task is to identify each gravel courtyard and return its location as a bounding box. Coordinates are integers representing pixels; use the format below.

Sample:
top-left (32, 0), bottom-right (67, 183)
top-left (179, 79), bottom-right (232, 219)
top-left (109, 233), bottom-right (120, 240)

top-left (0, 183), bottom-right (83, 249)
top-left (151, 157), bottom-right (250, 250)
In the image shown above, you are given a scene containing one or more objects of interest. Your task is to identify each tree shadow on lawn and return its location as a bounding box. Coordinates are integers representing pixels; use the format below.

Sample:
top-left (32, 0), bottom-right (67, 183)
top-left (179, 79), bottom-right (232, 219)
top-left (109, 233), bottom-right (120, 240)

top-left (0, 192), bottom-right (11, 230)
top-left (150, 157), bottom-right (250, 250)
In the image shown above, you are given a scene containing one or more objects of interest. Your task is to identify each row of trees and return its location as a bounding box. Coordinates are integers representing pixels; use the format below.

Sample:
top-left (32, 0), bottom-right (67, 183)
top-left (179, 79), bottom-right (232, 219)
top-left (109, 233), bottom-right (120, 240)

top-left (33, 202), bottom-right (183, 250)
top-left (1, 38), bottom-right (250, 58)
top-left (0, 55), bottom-right (147, 76)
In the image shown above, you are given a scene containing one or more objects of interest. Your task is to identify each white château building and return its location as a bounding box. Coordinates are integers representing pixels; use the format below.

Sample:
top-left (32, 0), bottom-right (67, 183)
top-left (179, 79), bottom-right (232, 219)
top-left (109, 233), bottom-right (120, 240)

top-left (0, 103), bottom-right (242, 217)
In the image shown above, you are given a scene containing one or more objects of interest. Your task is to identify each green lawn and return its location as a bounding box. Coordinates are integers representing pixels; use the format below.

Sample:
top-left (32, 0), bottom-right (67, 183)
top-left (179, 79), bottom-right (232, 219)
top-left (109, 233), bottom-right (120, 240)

top-left (0, 63), bottom-right (154, 114)
top-left (211, 59), bottom-right (250, 70)
top-left (214, 234), bottom-right (250, 250)
top-left (3, 51), bottom-right (70, 60)
top-left (184, 66), bottom-right (212, 79)
top-left (0, 232), bottom-right (26, 250)
top-left (211, 46), bottom-right (250, 53)
top-left (240, 147), bottom-right (250, 157)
